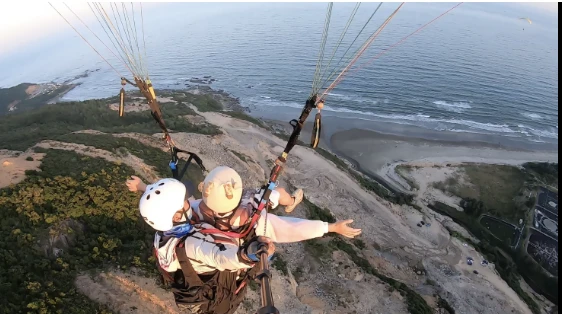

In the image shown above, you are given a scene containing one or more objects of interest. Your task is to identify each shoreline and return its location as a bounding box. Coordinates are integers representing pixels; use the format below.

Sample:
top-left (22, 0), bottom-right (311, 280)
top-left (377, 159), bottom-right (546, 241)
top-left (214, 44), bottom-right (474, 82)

top-left (258, 108), bottom-right (557, 189)
top-left (329, 127), bottom-right (558, 193)
top-left (249, 100), bottom-right (558, 195)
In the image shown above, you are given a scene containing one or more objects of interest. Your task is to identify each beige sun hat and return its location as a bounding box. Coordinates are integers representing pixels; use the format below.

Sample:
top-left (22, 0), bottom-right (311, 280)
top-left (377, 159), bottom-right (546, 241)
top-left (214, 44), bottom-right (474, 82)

top-left (198, 166), bottom-right (244, 214)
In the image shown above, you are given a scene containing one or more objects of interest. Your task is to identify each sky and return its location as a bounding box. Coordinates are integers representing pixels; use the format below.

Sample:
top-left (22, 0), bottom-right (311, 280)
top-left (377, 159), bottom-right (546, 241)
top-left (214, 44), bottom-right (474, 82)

top-left (0, 2), bottom-right (160, 58)
top-left (0, 1), bottom-right (557, 59)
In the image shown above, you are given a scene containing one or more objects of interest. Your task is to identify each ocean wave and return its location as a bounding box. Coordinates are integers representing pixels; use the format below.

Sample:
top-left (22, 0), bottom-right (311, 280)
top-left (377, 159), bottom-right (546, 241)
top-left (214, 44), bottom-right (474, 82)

top-left (521, 126), bottom-right (558, 139)
top-left (433, 100), bottom-right (472, 113)
top-left (325, 105), bottom-right (558, 139)
top-left (520, 112), bottom-right (543, 120)
top-left (249, 96), bottom-right (557, 139)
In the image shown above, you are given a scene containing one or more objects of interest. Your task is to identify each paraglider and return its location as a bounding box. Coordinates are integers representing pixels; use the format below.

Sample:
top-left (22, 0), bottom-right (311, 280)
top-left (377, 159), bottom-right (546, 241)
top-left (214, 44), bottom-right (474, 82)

top-left (50, 2), bottom-right (465, 313)
top-left (519, 17), bottom-right (532, 24)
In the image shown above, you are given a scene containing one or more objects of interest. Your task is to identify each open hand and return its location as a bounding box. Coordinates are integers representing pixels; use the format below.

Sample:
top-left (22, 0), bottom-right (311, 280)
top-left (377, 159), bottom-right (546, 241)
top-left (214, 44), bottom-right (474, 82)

top-left (329, 219), bottom-right (362, 238)
top-left (126, 175), bottom-right (145, 192)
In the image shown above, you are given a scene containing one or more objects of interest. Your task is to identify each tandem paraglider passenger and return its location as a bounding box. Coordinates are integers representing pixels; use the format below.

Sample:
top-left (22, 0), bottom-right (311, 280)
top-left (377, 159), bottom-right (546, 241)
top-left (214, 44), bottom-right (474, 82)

top-left (126, 166), bottom-right (361, 313)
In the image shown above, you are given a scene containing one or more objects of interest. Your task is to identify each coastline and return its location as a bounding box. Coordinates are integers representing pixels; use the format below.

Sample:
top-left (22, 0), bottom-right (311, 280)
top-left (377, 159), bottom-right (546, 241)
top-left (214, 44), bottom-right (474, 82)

top-left (329, 127), bottom-right (558, 192)
top-left (257, 109), bottom-right (557, 186)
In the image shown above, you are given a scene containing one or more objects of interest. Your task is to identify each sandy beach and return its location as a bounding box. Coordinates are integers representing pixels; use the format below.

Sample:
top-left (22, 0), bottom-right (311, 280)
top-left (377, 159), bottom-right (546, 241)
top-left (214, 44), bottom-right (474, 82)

top-left (329, 127), bottom-right (557, 193)
top-left (332, 127), bottom-right (558, 168)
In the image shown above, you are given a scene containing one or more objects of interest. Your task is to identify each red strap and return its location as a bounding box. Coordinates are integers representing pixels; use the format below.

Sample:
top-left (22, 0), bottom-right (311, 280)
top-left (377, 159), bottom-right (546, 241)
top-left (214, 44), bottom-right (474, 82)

top-left (198, 212), bottom-right (261, 239)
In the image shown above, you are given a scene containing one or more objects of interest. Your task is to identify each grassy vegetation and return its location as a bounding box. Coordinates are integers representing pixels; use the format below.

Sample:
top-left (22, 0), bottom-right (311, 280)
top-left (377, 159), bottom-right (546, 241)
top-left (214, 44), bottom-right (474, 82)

top-left (0, 98), bottom-right (220, 151)
top-left (433, 165), bottom-right (527, 224)
top-left (248, 280), bottom-right (258, 292)
top-left (54, 133), bottom-right (205, 196)
top-left (271, 254), bottom-right (289, 276)
top-left (292, 266), bottom-right (305, 282)
top-left (0, 149), bottom-right (155, 313)
top-left (462, 165), bottom-right (527, 221)
top-left (171, 93), bottom-right (223, 112)
top-left (523, 162), bottom-right (558, 187)
top-left (395, 165), bottom-right (420, 190)
top-left (221, 111), bottom-right (266, 128)
top-left (437, 296), bottom-right (455, 314)
top-left (0, 83), bottom-right (33, 110)
top-left (352, 239), bottom-right (366, 250)
top-left (449, 231), bottom-right (479, 247)
top-left (315, 147), bottom-right (349, 170)
top-left (229, 149), bottom-right (251, 164)
top-left (432, 175), bottom-right (461, 195)
top-left (479, 216), bottom-right (518, 246)
top-left (302, 197), bottom-right (336, 223)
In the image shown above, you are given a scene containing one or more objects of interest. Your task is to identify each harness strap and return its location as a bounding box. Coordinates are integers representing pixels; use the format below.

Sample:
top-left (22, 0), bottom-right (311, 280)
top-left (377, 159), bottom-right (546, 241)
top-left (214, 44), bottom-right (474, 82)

top-left (170, 146), bottom-right (207, 181)
top-left (175, 241), bottom-right (205, 288)
top-left (198, 217), bottom-right (258, 239)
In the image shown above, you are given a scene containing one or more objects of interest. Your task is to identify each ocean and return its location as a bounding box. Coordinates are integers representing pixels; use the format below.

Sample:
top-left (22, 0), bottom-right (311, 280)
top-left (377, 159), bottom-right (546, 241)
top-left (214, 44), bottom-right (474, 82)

top-left (0, 2), bottom-right (558, 148)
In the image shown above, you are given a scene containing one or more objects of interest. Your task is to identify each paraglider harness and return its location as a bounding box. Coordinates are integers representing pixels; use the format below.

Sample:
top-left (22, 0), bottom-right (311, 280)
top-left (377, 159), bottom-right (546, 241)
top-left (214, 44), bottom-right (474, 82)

top-left (120, 77), bottom-right (208, 178)
top-left (153, 233), bottom-right (260, 314)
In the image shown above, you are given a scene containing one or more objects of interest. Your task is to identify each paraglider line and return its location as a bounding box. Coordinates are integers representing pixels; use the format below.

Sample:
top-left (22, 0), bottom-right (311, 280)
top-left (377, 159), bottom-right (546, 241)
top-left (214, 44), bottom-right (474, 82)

top-left (49, 2), bottom-right (123, 77)
top-left (321, 3), bottom-right (404, 99)
top-left (63, 3), bottom-right (134, 76)
top-left (351, 2), bottom-right (464, 83)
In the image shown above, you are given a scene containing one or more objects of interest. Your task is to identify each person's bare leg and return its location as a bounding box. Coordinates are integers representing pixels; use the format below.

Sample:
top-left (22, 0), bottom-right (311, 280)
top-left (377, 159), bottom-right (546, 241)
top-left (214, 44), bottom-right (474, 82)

top-left (275, 187), bottom-right (304, 213)
top-left (276, 187), bottom-right (293, 206)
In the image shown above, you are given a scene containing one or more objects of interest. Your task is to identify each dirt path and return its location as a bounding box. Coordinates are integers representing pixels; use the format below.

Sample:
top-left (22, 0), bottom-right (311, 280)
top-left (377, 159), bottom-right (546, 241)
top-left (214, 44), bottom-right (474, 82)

top-left (75, 270), bottom-right (180, 314)
top-left (0, 149), bottom-right (45, 188)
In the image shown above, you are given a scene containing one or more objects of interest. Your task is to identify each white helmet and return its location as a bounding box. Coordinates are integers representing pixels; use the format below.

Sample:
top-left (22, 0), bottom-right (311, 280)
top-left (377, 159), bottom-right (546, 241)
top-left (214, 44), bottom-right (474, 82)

top-left (199, 166), bottom-right (243, 214)
top-left (139, 178), bottom-right (186, 231)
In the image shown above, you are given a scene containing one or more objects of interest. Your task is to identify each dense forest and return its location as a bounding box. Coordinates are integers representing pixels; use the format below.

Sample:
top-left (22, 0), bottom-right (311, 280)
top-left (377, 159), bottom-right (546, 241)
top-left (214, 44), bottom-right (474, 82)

top-left (0, 149), bottom-right (156, 313)
top-left (0, 94), bottom-right (221, 151)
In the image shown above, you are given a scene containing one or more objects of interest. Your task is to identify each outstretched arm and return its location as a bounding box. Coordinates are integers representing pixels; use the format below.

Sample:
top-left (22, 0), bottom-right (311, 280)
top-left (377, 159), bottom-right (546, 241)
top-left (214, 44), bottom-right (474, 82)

top-left (255, 212), bottom-right (361, 243)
